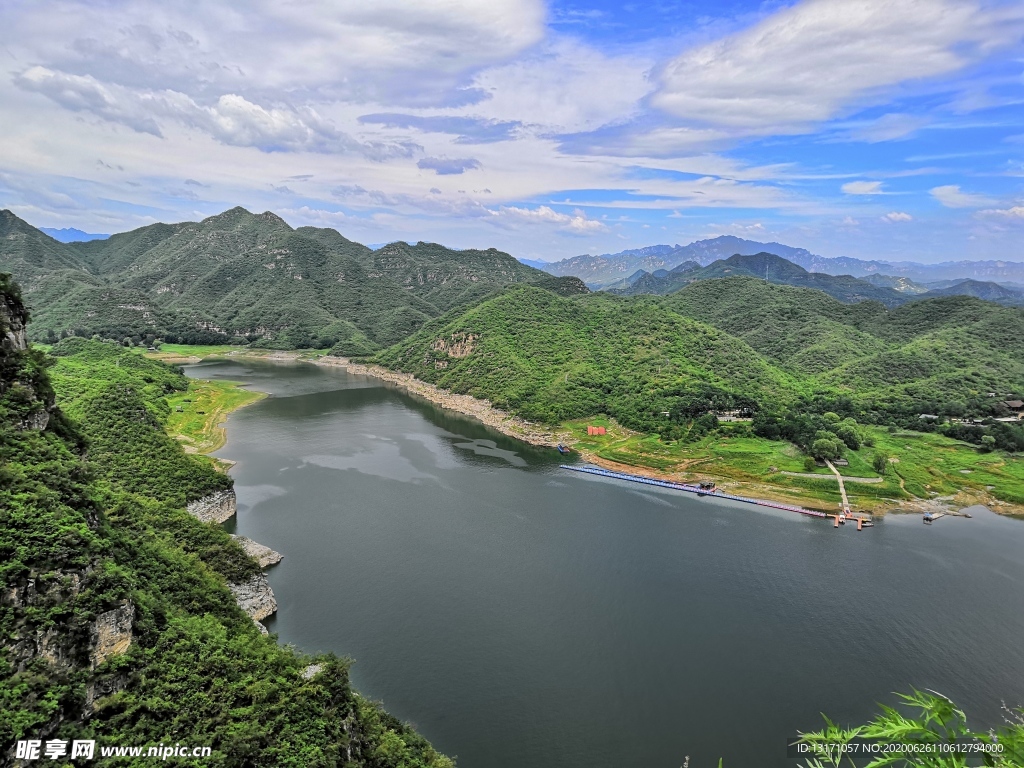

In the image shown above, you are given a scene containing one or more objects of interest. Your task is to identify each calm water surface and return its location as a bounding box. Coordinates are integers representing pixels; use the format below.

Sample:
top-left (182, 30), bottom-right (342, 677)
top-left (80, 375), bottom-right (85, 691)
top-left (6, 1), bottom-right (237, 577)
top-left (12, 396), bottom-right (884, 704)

top-left (186, 359), bottom-right (1024, 768)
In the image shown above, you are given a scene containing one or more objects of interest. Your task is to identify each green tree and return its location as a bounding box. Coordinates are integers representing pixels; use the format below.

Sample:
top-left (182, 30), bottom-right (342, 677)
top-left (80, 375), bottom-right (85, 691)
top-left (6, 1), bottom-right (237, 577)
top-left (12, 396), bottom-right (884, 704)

top-left (981, 435), bottom-right (997, 452)
top-left (811, 436), bottom-right (844, 461)
top-left (872, 452), bottom-right (888, 474)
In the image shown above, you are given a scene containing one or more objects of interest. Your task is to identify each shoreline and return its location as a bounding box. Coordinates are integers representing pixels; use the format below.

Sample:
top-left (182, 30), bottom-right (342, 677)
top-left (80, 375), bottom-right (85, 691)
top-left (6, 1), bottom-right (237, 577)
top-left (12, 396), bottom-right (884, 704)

top-left (154, 348), bottom-right (1021, 518)
top-left (320, 356), bottom-right (568, 446)
top-left (319, 358), bottom-right (1018, 518)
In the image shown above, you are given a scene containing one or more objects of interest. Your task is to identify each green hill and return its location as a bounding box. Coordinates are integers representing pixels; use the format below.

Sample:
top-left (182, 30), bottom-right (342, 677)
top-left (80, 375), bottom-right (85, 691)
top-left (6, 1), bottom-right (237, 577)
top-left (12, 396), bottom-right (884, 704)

top-left (0, 276), bottom-right (451, 766)
top-left (612, 252), bottom-right (907, 305)
top-left (0, 208), bottom-right (557, 352)
top-left (668, 278), bottom-right (1024, 414)
top-left (919, 278), bottom-right (1024, 305)
top-left (377, 285), bottom-right (802, 431)
top-left (377, 278), bottom-right (1024, 433)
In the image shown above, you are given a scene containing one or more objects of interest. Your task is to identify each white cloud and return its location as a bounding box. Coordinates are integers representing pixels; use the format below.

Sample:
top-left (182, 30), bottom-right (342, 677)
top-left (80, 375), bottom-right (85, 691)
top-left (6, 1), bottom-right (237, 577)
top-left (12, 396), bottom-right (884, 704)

top-left (652, 0), bottom-right (1024, 133)
top-left (14, 66), bottom-right (419, 157)
top-left (14, 66), bottom-right (163, 136)
top-left (562, 125), bottom-right (731, 157)
top-left (929, 184), bottom-right (995, 208)
top-left (843, 113), bottom-right (931, 143)
top-left (841, 181), bottom-right (884, 195)
top-left (470, 39), bottom-right (652, 133)
top-left (882, 211), bottom-right (913, 222)
top-left (708, 221), bottom-right (766, 235)
top-left (6, 0), bottom-right (547, 104)
top-left (488, 205), bottom-right (608, 233)
top-left (978, 205), bottom-right (1024, 218)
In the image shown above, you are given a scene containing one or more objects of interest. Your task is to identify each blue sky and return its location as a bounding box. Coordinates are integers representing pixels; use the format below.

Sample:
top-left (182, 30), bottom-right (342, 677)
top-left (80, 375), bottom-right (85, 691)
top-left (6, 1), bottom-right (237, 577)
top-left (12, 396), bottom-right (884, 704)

top-left (3, 0), bottom-right (1024, 262)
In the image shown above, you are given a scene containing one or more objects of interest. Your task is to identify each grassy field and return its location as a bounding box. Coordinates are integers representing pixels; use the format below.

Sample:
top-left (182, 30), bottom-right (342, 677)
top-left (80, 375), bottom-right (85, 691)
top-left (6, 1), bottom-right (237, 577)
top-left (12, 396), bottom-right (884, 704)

top-left (164, 378), bottom-right (266, 465)
top-left (140, 343), bottom-right (315, 361)
top-left (563, 416), bottom-right (1024, 515)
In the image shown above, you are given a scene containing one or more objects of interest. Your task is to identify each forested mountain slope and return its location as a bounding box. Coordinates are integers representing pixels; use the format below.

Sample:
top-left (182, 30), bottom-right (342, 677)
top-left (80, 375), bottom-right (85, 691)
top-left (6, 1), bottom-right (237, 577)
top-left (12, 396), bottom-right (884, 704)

top-left (377, 279), bottom-right (1024, 431)
top-left (0, 274), bottom-right (451, 767)
top-left (376, 285), bottom-right (803, 431)
top-left (0, 208), bottom-right (555, 352)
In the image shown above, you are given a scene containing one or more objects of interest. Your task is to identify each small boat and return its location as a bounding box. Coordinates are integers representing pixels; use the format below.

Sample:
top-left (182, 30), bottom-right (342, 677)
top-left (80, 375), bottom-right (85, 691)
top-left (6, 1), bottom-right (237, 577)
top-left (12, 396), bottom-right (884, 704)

top-left (556, 443), bottom-right (571, 455)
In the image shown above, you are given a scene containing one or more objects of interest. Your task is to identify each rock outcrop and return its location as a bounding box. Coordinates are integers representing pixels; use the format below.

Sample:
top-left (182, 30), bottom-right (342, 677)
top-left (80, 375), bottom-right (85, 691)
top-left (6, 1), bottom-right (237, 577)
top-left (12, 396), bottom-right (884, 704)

top-left (230, 535), bottom-right (283, 568)
top-left (1, 279), bottom-right (28, 353)
top-left (90, 603), bottom-right (135, 668)
top-left (229, 573), bottom-right (277, 627)
top-left (186, 489), bottom-right (237, 524)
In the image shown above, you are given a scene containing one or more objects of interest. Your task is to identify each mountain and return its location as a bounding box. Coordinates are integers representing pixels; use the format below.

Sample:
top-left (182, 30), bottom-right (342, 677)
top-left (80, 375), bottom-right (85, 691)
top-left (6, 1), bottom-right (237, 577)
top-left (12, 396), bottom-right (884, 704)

top-left (610, 252), bottom-right (907, 306)
top-left (664, 277), bottom-right (1024, 408)
top-left (542, 237), bottom-right (847, 287)
top-left (517, 257), bottom-right (549, 270)
top-left (0, 208), bottom-right (556, 352)
top-left (877, 260), bottom-right (1024, 284)
top-left (918, 279), bottom-right (1024, 305)
top-left (861, 274), bottom-right (930, 294)
top-left (39, 226), bottom-right (110, 242)
top-left (376, 277), bottom-right (1024, 432)
top-left (376, 285), bottom-right (799, 430)
top-left (541, 235), bottom-right (1024, 287)
top-left (598, 264), bottom-right (692, 292)
top-left (539, 246), bottom-right (686, 288)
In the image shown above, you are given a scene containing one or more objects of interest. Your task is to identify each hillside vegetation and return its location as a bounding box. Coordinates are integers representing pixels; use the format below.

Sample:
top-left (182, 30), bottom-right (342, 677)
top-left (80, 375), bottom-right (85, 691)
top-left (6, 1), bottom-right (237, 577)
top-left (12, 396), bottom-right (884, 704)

top-left (0, 207), bottom-right (562, 354)
top-left (378, 285), bottom-right (803, 431)
top-left (376, 280), bottom-right (1024, 477)
top-left (0, 275), bottom-right (451, 766)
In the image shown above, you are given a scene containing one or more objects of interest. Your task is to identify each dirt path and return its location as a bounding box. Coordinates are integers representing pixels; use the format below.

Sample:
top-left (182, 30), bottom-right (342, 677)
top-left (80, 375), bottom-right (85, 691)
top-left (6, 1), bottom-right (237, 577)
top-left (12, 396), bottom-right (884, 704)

top-left (824, 458), bottom-right (852, 514)
top-left (781, 471), bottom-right (882, 484)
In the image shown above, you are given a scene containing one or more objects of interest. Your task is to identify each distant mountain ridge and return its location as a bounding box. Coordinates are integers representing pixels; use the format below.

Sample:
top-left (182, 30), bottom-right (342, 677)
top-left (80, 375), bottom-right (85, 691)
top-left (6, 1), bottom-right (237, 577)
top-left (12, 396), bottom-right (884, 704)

top-left (607, 252), bottom-right (1024, 307)
top-left (540, 235), bottom-right (1024, 288)
top-left (609, 252), bottom-right (910, 306)
top-left (39, 226), bottom-right (110, 242)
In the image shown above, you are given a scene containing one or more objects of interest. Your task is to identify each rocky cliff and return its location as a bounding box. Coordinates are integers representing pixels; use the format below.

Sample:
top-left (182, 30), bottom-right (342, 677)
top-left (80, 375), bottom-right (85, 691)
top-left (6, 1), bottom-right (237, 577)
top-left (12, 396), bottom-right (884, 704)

top-left (229, 573), bottom-right (278, 634)
top-left (230, 535), bottom-right (283, 568)
top-left (0, 274), bottom-right (52, 430)
top-left (186, 489), bottom-right (237, 524)
top-left (1, 278), bottom-right (27, 353)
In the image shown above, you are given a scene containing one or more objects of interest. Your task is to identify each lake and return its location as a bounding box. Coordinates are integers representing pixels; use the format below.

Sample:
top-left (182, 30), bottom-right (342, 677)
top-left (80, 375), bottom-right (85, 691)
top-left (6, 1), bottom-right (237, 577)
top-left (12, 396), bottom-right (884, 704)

top-left (186, 358), bottom-right (1024, 767)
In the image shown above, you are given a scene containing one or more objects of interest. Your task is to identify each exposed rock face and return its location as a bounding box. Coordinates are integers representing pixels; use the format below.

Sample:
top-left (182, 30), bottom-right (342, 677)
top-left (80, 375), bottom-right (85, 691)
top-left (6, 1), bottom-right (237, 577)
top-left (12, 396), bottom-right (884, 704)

top-left (1, 285), bottom-right (28, 353)
top-left (90, 603), bottom-right (134, 668)
top-left (429, 332), bottom-right (477, 366)
top-left (3, 571), bottom-right (91, 674)
top-left (229, 573), bottom-right (277, 622)
top-left (186, 489), bottom-right (237, 524)
top-left (21, 408), bottom-right (50, 431)
top-left (2, 277), bottom-right (54, 429)
top-left (230, 535), bottom-right (283, 568)
top-left (301, 663), bottom-right (323, 680)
